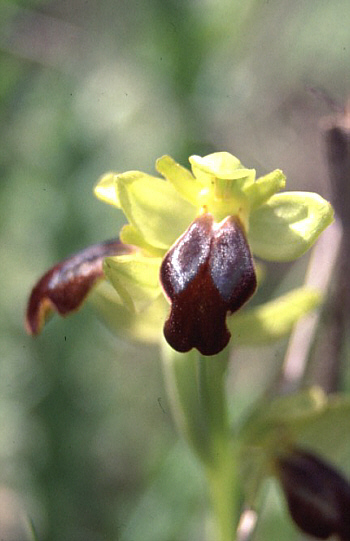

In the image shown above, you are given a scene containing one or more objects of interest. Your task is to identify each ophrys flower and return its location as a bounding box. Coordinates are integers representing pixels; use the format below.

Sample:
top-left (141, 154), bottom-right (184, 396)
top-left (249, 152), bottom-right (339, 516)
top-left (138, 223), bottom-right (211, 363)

top-left (26, 151), bottom-right (333, 356)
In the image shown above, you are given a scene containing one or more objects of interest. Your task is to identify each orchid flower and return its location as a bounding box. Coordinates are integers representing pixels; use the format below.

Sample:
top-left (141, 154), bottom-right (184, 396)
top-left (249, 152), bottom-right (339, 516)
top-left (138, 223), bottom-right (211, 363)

top-left (26, 151), bottom-right (333, 356)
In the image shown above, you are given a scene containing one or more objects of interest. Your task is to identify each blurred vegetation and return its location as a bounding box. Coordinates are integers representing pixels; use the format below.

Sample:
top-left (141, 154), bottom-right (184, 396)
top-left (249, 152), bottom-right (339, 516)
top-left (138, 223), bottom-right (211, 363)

top-left (1, 0), bottom-right (350, 539)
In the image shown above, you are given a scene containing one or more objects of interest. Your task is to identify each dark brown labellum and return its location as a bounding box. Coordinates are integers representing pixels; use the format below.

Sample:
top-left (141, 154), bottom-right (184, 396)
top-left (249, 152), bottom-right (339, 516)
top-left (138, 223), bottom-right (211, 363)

top-left (26, 239), bottom-right (133, 335)
top-left (277, 448), bottom-right (350, 540)
top-left (160, 213), bottom-right (257, 356)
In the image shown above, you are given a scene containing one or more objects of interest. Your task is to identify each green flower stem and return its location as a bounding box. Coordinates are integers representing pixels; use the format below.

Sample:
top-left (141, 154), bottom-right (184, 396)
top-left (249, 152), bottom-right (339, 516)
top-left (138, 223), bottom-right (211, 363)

top-left (197, 352), bottom-right (230, 444)
top-left (162, 344), bottom-right (212, 464)
top-left (199, 354), bottom-right (239, 541)
top-left (206, 450), bottom-right (238, 541)
top-left (161, 342), bottom-right (239, 540)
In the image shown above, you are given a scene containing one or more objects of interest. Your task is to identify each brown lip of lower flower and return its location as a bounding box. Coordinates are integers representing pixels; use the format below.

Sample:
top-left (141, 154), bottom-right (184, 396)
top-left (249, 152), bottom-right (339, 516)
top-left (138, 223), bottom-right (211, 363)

top-left (25, 239), bottom-right (134, 336)
top-left (277, 448), bottom-right (350, 541)
top-left (160, 213), bottom-right (257, 356)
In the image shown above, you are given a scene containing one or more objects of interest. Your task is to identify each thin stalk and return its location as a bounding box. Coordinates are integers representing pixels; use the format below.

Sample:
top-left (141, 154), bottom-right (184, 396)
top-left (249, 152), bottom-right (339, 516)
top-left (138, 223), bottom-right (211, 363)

top-left (206, 453), bottom-right (238, 541)
top-left (161, 342), bottom-right (239, 541)
top-left (198, 352), bottom-right (239, 541)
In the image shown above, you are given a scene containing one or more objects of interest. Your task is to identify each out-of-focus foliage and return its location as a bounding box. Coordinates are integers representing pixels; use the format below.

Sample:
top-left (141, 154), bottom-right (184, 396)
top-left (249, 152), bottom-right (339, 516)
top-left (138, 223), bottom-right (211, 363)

top-left (1, 0), bottom-right (350, 539)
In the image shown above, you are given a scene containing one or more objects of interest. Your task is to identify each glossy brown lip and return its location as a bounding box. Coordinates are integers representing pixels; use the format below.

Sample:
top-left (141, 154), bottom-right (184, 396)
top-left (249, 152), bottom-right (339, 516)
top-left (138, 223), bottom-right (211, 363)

top-left (160, 213), bottom-right (257, 356)
top-left (25, 239), bottom-right (134, 336)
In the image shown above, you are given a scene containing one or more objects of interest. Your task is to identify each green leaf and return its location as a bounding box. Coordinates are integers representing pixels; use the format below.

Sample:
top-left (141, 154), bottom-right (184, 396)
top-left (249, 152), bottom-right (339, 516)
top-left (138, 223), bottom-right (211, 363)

top-left (244, 169), bottom-right (286, 211)
top-left (248, 192), bottom-right (334, 261)
top-left (156, 155), bottom-right (199, 206)
top-left (94, 172), bottom-right (121, 207)
top-left (228, 287), bottom-right (321, 346)
top-left (103, 253), bottom-right (162, 312)
top-left (117, 171), bottom-right (197, 250)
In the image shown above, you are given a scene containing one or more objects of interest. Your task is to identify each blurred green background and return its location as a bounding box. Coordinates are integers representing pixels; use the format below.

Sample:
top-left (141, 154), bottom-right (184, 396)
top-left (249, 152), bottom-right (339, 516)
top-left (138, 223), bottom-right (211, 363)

top-left (1, 0), bottom-right (350, 539)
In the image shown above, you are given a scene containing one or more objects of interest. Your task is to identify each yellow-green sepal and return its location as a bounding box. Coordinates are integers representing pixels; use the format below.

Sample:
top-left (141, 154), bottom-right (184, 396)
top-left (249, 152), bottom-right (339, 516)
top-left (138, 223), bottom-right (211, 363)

top-left (189, 152), bottom-right (256, 190)
top-left (228, 287), bottom-right (321, 346)
top-left (241, 386), bottom-right (350, 468)
top-left (120, 224), bottom-right (165, 257)
top-left (295, 394), bottom-right (350, 465)
top-left (239, 388), bottom-right (350, 506)
top-left (241, 387), bottom-right (327, 448)
top-left (238, 388), bottom-right (325, 506)
top-left (89, 280), bottom-right (166, 344)
top-left (116, 171), bottom-right (197, 250)
top-left (156, 155), bottom-right (199, 207)
top-left (248, 192), bottom-right (334, 261)
top-left (243, 169), bottom-right (286, 212)
top-left (94, 172), bottom-right (121, 207)
top-left (103, 253), bottom-right (162, 312)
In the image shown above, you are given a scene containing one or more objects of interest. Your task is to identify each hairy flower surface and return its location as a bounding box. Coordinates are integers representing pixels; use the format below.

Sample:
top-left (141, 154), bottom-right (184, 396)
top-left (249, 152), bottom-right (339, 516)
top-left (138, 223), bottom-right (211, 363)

top-left (26, 152), bottom-right (333, 355)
